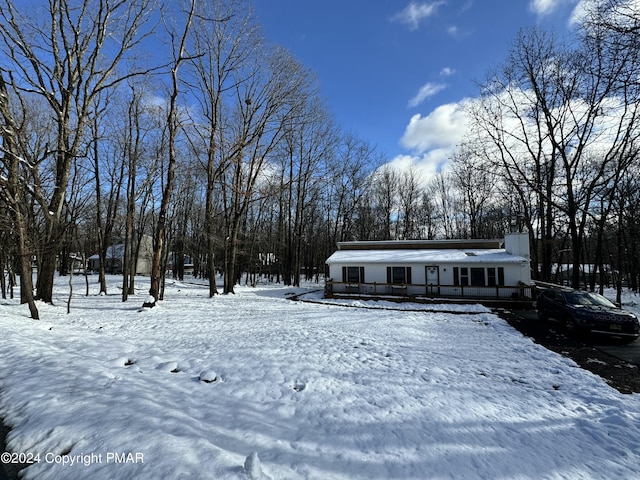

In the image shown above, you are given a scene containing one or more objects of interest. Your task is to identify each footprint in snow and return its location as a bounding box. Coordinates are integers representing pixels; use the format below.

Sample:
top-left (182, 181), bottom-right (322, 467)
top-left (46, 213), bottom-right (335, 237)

top-left (156, 361), bottom-right (180, 373)
top-left (199, 370), bottom-right (218, 383)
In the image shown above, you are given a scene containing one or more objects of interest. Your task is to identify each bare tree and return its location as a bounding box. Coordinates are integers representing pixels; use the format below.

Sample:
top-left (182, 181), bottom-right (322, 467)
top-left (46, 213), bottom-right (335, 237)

top-left (0, 72), bottom-right (39, 318)
top-left (469, 31), bottom-right (559, 280)
top-left (0, 0), bottom-right (157, 303)
top-left (430, 171), bottom-right (460, 239)
top-left (449, 142), bottom-right (497, 238)
top-left (472, 24), bottom-right (640, 287)
top-left (186, 0), bottom-right (257, 297)
top-left (371, 165), bottom-right (399, 240)
top-left (615, 173), bottom-right (640, 293)
top-left (325, 133), bottom-right (378, 244)
top-left (278, 96), bottom-right (334, 286)
top-left (145, 0), bottom-right (196, 307)
top-left (415, 189), bottom-right (438, 240)
top-left (396, 165), bottom-right (424, 240)
top-left (119, 83), bottom-right (162, 301)
top-left (87, 90), bottom-right (126, 296)
top-left (579, 0), bottom-right (640, 39)
top-left (220, 47), bottom-right (311, 294)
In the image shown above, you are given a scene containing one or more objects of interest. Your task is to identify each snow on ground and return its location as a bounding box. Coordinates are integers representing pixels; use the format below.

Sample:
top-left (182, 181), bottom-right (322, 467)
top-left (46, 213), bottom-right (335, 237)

top-left (1, 275), bottom-right (640, 479)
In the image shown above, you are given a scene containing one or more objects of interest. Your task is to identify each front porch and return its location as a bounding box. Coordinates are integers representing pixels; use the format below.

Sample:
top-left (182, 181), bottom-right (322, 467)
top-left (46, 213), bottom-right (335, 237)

top-left (324, 280), bottom-right (536, 309)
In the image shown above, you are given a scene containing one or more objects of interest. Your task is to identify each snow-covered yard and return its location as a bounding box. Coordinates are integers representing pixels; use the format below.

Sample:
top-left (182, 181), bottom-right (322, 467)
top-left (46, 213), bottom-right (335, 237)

top-left (1, 276), bottom-right (640, 479)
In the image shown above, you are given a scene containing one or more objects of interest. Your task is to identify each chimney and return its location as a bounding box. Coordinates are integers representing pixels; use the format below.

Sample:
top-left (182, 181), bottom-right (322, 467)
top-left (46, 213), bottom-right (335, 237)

top-left (504, 232), bottom-right (530, 260)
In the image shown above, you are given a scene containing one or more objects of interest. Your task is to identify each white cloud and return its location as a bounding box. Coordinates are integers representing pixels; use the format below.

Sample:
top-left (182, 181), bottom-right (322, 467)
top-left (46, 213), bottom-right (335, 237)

top-left (391, 1), bottom-right (446, 31)
top-left (408, 82), bottom-right (447, 108)
top-left (440, 67), bottom-right (455, 77)
top-left (400, 101), bottom-right (470, 153)
top-left (568, 1), bottom-right (589, 26)
top-left (529, 0), bottom-right (562, 15)
top-left (447, 25), bottom-right (459, 36)
top-left (529, 0), bottom-right (581, 16)
top-left (388, 150), bottom-right (450, 180)
top-left (384, 100), bottom-right (470, 183)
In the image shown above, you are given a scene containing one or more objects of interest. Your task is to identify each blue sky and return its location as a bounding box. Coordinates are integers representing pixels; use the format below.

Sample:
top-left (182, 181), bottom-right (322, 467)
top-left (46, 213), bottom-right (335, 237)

top-left (252, 0), bottom-right (586, 175)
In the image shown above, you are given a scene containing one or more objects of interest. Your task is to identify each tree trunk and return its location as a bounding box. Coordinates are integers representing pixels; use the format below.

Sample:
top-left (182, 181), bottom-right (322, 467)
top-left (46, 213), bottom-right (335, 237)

top-left (145, 1), bottom-right (194, 307)
top-left (17, 220), bottom-right (39, 319)
top-left (223, 221), bottom-right (240, 294)
top-left (0, 72), bottom-right (39, 319)
top-left (36, 230), bottom-right (60, 304)
top-left (205, 185), bottom-right (219, 296)
top-left (123, 154), bottom-right (136, 301)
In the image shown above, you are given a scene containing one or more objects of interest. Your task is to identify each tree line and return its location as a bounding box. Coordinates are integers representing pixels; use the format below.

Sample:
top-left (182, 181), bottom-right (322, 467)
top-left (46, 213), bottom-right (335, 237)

top-left (1, 0), bottom-right (639, 320)
top-left (468, 0), bottom-right (640, 302)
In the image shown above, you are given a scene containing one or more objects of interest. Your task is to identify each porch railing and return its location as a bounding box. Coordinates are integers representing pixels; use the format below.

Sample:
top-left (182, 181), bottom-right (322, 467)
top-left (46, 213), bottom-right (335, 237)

top-left (325, 280), bottom-right (534, 300)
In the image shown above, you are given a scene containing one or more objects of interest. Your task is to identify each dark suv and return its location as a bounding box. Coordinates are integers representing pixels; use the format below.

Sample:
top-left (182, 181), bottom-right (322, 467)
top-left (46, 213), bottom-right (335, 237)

top-left (536, 288), bottom-right (640, 342)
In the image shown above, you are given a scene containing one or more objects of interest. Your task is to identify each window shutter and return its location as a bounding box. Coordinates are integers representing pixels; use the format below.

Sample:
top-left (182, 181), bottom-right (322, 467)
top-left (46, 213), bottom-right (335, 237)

top-left (453, 267), bottom-right (459, 286)
top-left (387, 267), bottom-right (391, 284)
top-left (360, 267), bottom-right (365, 283)
top-left (498, 267), bottom-right (505, 286)
top-left (342, 266), bottom-right (347, 282)
top-left (406, 267), bottom-right (412, 284)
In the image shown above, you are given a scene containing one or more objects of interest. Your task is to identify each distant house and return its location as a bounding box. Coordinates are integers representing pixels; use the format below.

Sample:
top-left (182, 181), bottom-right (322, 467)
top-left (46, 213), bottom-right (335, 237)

top-left (324, 232), bottom-right (532, 302)
top-left (169, 254), bottom-right (195, 276)
top-left (88, 236), bottom-right (153, 276)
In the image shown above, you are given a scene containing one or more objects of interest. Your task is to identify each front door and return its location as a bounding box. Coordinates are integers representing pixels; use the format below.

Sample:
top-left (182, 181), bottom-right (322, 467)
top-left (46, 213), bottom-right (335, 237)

top-left (425, 266), bottom-right (439, 295)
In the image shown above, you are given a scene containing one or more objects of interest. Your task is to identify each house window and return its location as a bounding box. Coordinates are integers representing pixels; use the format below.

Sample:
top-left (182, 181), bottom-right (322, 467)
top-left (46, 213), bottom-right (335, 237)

top-left (470, 267), bottom-right (485, 286)
top-left (455, 266), bottom-right (505, 286)
top-left (454, 267), bottom-right (469, 286)
top-left (386, 266), bottom-right (412, 284)
top-left (487, 267), bottom-right (505, 286)
top-left (487, 268), bottom-right (496, 286)
top-left (342, 266), bottom-right (364, 283)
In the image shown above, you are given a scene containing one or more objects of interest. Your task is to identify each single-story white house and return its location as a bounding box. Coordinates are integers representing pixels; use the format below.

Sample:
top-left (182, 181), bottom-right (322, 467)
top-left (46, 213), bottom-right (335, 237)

top-left (324, 232), bottom-right (532, 301)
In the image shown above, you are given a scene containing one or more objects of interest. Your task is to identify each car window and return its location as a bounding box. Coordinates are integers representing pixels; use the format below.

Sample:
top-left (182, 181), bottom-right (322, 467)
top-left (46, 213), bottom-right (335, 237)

top-left (585, 292), bottom-right (616, 308)
top-left (564, 292), bottom-right (616, 307)
top-left (547, 291), bottom-right (562, 302)
top-left (564, 292), bottom-right (585, 305)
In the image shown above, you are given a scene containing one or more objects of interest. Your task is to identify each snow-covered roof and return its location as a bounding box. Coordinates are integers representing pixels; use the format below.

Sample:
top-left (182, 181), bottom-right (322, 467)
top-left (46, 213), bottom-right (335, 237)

top-left (326, 248), bottom-right (527, 264)
top-left (336, 239), bottom-right (503, 250)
